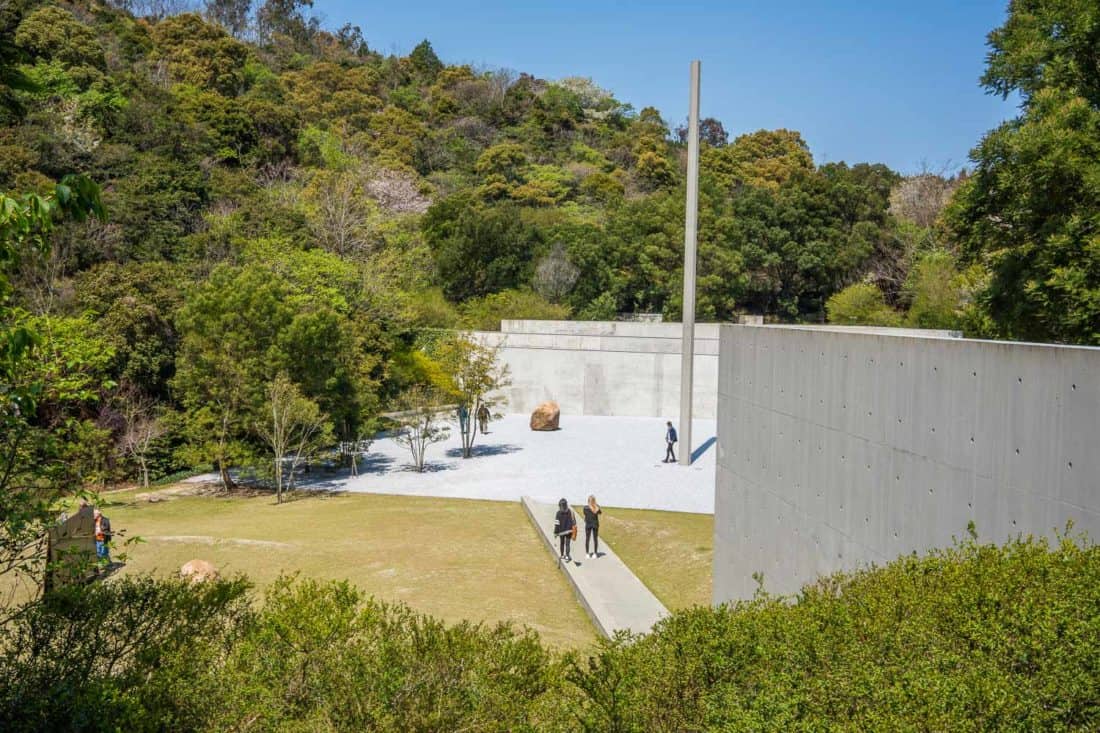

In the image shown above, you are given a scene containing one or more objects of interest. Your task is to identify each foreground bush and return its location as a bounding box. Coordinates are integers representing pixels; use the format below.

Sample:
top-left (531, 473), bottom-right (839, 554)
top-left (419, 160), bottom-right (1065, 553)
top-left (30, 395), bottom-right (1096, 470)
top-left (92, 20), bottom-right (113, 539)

top-left (571, 531), bottom-right (1100, 731)
top-left (1, 533), bottom-right (1096, 731)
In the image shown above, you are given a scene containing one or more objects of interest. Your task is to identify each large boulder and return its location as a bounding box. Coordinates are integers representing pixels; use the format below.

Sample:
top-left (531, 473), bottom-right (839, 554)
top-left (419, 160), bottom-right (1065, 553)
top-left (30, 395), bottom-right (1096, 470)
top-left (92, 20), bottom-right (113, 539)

top-left (530, 401), bottom-right (560, 431)
top-left (180, 559), bottom-right (220, 583)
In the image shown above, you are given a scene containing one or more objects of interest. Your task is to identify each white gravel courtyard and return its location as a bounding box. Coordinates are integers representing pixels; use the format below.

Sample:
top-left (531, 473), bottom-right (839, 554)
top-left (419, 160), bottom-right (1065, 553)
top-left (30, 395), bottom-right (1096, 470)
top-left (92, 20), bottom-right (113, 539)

top-left (328, 414), bottom-right (716, 514)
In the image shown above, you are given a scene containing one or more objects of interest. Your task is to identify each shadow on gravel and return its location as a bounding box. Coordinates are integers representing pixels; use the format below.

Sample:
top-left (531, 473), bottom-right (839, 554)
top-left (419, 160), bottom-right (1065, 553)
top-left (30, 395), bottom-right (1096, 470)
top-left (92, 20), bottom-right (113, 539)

top-left (444, 443), bottom-right (523, 458)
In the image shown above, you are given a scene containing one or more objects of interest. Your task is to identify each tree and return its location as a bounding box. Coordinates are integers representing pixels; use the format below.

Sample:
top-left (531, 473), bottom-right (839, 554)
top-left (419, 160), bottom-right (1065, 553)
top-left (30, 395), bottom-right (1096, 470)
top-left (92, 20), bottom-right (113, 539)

top-left (947, 0), bottom-right (1100, 344)
top-left (409, 40), bottom-right (443, 82)
top-left (432, 335), bottom-right (510, 459)
top-left (302, 170), bottom-right (371, 257)
top-left (117, 386), bottom-right (164, 489)
top-left (256, 374), bottom-right (331, 503)
top-left (0, 175), bottom-right (103, 609)
top-left (204, 0), bottom-right (252, 38)
top-left (889, 172), bottom-right (960, 229)
top-left (676, 116), bottom-right (729, 147)
top-left (533, 242), bottom-right (580, 302)
top-left (423, 194), bottom-right (543, 301)
top-left (390, 384), bottom-right (449, 472)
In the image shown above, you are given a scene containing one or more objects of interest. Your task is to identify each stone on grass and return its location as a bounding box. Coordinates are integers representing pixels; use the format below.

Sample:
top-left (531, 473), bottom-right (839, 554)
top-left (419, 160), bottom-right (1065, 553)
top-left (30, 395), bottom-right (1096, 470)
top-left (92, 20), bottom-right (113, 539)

top-left (530, 401), bottom-right (560, 431)
top-left (180, 559), bottom-right (219, 583)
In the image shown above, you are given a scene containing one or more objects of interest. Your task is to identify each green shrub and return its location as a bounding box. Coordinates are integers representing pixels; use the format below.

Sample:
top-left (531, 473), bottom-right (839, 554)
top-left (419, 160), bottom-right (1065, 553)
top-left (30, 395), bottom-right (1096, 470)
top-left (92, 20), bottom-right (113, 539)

top-left (3, 534), bottom-right (1096, 731)
top-left (570, 531), bottom-right (1100, 731)
top-left (458, 289), bottom-right (570, 331)
top-left (826, 282), bottom-right (902, 326)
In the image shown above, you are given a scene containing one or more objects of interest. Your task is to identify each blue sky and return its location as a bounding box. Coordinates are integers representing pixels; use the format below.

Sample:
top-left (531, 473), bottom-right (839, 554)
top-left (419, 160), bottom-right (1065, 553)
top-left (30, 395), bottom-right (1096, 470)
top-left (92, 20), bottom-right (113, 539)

top-left (319, 1), bottom-right (1017, 174)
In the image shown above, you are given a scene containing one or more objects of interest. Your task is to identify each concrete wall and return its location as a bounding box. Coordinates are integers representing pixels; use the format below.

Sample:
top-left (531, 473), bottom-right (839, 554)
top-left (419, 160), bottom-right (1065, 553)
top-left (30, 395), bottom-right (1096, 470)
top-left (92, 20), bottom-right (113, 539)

top-left (714, 325), bottom-right (1100, 603)
top-left (472, 320), bottom-right (720, 418)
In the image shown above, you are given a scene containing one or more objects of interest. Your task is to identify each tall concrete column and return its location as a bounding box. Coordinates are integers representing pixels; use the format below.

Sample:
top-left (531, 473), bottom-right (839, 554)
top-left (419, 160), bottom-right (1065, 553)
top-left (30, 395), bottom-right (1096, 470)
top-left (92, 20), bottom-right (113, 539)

top-left (679, 60), bottom-right (701, 466)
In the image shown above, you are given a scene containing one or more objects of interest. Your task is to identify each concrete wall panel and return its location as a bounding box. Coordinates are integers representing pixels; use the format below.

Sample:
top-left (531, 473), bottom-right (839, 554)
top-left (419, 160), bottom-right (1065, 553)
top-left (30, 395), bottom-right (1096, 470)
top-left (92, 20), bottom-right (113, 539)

top-left (714, 325), bottom-right (1100, 604)
top-left (473, 321), bottom-right (720, 418)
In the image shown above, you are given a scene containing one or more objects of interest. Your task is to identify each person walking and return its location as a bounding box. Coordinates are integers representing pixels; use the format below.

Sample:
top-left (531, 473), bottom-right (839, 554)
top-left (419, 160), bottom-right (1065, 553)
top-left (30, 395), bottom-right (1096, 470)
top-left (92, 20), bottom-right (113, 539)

top-left (553, 498), bottom-right (575, 562)
top-left (664, 421), bottom-right (678, 463)
top-left (476, 403), bottom-right (490, 434)
top-left (583, 495), bottom-right (602, 559)
top-left (93, 508), bottom-right (111, 566)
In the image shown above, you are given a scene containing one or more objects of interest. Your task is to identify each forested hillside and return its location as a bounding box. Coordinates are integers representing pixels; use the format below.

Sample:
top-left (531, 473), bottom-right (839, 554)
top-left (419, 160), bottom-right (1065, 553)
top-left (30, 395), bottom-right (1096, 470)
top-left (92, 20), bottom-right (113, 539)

top-left (0, 0), bottom-right (1095, 487)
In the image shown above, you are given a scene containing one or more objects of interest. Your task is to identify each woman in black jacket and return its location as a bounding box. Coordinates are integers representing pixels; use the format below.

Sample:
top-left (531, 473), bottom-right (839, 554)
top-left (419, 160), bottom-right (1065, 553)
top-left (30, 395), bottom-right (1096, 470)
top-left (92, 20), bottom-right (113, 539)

top-left (553, 498), bottom-right (575, 562)
top-left (583, 495), bottom-right (601, 559)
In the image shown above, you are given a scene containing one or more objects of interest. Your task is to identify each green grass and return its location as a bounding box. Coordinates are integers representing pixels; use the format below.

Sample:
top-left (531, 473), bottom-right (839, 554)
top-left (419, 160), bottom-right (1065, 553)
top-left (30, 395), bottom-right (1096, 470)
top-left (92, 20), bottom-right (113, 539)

top-left (101, 488), bottom-right (596, 648)
top-left (594, 507), bottom-right (713, 610)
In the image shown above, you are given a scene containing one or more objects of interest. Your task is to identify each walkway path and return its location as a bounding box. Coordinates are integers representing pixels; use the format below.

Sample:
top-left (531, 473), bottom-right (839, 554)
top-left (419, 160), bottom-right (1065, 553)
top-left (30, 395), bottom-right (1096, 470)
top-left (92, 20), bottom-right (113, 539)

top-left (521, 496), bottom-right (668, 637)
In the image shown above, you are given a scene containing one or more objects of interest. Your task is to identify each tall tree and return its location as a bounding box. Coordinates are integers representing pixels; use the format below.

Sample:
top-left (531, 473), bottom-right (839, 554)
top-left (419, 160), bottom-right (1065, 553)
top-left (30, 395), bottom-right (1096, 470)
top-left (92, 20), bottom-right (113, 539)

top-left (948, 0), bottom-right (1100, 344)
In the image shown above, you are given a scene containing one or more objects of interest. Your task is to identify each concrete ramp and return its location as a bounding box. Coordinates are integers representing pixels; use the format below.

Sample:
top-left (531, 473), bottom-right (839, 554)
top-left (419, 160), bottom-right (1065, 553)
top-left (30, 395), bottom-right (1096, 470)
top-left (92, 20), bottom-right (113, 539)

top-left (521, 496), bottom-right (667, 637)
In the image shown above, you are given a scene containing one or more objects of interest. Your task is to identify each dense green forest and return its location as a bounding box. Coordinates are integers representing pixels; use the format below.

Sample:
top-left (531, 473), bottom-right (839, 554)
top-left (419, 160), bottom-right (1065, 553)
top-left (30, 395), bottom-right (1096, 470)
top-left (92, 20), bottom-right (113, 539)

top-left (0, 0), bottom-right (1097, 489)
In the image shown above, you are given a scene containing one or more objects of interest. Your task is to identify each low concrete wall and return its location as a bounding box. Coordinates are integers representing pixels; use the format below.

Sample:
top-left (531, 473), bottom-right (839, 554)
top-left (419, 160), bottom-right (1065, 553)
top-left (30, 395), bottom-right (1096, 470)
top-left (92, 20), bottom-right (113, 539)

top-left (713, 325), bottom-right (1100, 603)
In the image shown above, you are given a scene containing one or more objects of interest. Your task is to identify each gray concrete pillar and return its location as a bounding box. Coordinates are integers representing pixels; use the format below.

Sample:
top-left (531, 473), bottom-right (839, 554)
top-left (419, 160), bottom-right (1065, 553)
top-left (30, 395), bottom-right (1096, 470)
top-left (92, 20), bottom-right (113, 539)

top-left (679, 60), bottom-right (701, 466)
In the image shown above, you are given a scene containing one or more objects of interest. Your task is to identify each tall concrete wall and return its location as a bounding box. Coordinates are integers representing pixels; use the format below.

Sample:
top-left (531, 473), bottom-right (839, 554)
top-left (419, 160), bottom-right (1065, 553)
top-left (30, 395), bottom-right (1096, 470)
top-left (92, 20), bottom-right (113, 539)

top-left (714, 325), bottom-right (1100, 603)
top-left (472, 320), bottom-right (720, 418)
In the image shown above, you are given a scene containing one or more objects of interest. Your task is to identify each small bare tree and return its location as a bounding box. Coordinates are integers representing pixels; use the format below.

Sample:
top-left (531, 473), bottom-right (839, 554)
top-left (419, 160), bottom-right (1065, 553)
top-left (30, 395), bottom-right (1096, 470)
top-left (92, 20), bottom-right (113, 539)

top-left (306, 170), bottom-right (371, 258)
top-left (256, 374), bottom-right (332, 503)
top-left (435, 335), bottom-right (511, 459)
top-left (533, 242), bottom-right (580, 302)
top-left (118, 387), bottom-right (164, 489)
top-left (391, 385), bottom-right (450, 472)
top-left (888, 166), bottom-right (961, 229)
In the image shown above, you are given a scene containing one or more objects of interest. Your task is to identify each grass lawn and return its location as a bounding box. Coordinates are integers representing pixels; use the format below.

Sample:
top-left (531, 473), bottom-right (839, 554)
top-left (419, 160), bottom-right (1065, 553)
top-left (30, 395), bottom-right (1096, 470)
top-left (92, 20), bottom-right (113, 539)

top-left (101, 488), bottom-right (596, 648)
top-left (594, 507), bottom-right (713, 610)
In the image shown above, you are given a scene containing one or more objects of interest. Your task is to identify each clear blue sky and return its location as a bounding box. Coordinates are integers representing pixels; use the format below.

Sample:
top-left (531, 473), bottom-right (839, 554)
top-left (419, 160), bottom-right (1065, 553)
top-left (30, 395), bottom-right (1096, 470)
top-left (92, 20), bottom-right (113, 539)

top-left (318, 0), bottom-right (1017, 174)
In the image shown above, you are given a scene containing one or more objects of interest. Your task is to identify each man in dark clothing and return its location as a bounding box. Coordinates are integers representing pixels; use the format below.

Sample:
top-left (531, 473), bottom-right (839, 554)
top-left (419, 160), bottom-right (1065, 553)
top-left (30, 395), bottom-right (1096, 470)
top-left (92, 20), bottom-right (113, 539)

top-left (553, 498), bottom-right (575, 562)
top-left (476, 403), bottom-right (490, 434)
top-left (664, 421), bottom-right (677, 463)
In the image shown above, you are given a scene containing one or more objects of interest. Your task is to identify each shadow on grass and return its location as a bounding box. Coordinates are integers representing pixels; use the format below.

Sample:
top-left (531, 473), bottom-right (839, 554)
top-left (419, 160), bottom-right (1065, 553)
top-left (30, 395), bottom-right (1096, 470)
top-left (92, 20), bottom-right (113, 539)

top-left (444, 443), bottom-right (523, 458)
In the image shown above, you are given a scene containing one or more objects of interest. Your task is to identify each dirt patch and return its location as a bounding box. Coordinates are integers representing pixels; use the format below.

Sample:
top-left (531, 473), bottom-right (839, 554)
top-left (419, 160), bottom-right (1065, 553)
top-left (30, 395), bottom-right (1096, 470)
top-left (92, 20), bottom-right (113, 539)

top-left (149, 535), bottom-right (293, 549)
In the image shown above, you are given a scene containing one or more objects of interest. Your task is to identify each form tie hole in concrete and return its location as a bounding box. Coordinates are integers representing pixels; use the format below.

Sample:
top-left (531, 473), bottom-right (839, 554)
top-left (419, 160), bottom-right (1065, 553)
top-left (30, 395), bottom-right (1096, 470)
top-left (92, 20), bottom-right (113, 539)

top-left (1068, 461), bottom-right (1073, 469)
top-left (1071, 384), bottom-right (1077, 390)
top-left (972, 371), bottom-right (977, 377)
top-left (931, 427), bottom-right (936, 433)
top-left (897, 417), bottom-right (902, 424)
top-left (928, 488), bottom-right (934, 495)
top-left (970, 436), bottom-right (975, 443)
top-left (868, 411), bottom-right (873, 417)
top-left (1015, 448), bottom-right (1020, 455)
top-left (1017, 377), bottom-right (1023, 384)
top-left (968, 502), bottom-right (973, 509)
top-left (895, 475), bottom-right (900, 482)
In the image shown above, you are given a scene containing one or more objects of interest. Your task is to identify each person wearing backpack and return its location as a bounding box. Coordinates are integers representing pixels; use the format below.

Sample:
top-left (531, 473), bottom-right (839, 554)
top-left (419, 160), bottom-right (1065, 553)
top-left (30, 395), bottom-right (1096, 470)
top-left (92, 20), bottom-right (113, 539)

top-left (553, 498), bottom-right (575, 562)
top-left (93, 508), bottom-right (112, 565)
